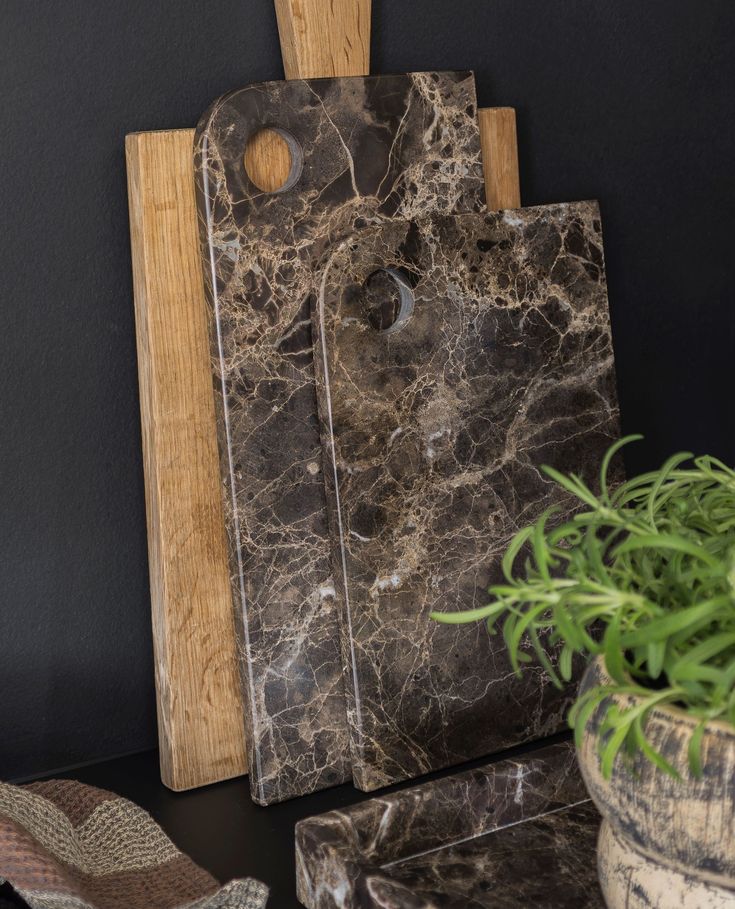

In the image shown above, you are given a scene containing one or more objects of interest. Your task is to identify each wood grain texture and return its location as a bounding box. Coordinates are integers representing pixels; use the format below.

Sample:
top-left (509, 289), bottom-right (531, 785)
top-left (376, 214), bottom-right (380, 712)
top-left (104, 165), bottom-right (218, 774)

top-left (125, 129), bottom-right (247, 791)
top-left (478, 107), bottom-right (521, 210)
top-left (244, 129), bottom-right (294, 193)
top-left (274, 0), bottom-right (370, 79)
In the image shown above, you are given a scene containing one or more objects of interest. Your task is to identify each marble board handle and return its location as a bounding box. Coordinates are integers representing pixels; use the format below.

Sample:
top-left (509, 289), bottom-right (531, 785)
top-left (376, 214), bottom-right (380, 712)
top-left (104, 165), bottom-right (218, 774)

top-left (269, 1), bottom-right (523, 209)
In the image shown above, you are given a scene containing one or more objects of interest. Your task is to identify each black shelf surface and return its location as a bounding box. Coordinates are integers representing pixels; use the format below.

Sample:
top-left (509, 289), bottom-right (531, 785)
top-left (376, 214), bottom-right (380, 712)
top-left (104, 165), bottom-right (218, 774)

top-left (8, 733), bottom-right (569, 908)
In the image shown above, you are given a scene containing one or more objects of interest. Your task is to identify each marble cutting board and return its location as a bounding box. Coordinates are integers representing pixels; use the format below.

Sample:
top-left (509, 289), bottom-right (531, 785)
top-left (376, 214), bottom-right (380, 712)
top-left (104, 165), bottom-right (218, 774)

top-left (312, 202), bottom-right (622, 790)
top-left (194, 72), bottom-right (485, 805)
top-left (296, 740), bottom-right (602, 908)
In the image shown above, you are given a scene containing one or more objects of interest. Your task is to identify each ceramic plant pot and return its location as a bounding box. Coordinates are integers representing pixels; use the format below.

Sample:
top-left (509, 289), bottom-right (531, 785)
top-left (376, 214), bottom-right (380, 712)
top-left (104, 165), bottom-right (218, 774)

top-left (576, 656), bottom-right (735, 908)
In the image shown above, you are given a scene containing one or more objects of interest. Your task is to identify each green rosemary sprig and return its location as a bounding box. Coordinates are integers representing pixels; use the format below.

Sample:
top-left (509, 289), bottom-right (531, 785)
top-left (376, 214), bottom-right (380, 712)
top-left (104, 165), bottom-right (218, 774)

top-left (433, 436), bottom-right (735, 778)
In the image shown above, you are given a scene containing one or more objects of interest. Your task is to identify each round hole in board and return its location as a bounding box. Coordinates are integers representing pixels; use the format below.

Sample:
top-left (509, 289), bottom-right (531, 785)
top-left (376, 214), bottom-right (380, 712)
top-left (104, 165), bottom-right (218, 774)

top-left (362, 268), bottom-right (415, 334)
top-left (243, 128), bottom-right (303, 193)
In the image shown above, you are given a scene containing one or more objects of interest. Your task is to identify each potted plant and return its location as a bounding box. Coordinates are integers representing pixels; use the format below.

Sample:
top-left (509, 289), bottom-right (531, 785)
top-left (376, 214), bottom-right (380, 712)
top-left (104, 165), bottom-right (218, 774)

top-left (434, 436), bottom-right (735, 908)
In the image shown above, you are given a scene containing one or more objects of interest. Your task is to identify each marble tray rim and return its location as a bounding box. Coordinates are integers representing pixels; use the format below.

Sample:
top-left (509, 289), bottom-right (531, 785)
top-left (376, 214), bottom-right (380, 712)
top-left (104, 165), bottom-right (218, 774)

top-left (295, 740), bottom-right (595, 908)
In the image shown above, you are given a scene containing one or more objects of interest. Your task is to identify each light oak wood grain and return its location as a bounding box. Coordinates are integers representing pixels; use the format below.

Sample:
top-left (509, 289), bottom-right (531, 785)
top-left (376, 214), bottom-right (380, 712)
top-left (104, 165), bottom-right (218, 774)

top-left (126, 130), bottom-right (247, 790)
top-left (275, 0), bottom-right (370, 80)
top-left (244, 129), bottom-right (294, 193)
top-left (125, 0), bottom-right (373, 791)
top-left (478, 107), bottom-right (522, 210)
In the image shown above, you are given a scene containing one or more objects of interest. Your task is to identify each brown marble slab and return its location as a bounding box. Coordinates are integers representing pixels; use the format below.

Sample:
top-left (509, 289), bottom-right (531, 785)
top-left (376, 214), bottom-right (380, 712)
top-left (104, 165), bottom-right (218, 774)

top-left (312, 203), bottom-right (622, 790)
top-left (194, 73), bottom-right (485, 804)
top-left (295, 741), bottom-right (603, 908)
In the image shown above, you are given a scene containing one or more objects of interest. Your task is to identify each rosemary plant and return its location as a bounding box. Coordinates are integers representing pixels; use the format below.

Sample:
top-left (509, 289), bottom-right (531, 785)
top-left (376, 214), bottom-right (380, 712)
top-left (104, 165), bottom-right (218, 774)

top-left (433, 436), bottom-right (735, 778)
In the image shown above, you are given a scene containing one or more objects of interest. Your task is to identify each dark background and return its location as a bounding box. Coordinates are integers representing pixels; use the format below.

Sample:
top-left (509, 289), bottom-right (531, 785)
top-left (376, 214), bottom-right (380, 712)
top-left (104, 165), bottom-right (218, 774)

top-left (1, 0), bottom-right (733, 781)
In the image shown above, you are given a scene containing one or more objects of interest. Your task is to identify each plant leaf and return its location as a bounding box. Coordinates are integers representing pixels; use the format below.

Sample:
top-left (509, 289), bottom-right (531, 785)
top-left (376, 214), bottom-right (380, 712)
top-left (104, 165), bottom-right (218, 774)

top-left (688, 720), bottom-right (706, 779)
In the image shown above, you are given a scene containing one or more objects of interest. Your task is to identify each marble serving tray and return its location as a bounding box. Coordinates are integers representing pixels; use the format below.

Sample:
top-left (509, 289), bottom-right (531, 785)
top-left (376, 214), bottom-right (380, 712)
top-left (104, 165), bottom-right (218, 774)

top-left (312, 203), bottom-right (622, 790)
top-left (296, 741), bottom-right (602, 908)
top-left (194, 72), bottom-right (485, 805)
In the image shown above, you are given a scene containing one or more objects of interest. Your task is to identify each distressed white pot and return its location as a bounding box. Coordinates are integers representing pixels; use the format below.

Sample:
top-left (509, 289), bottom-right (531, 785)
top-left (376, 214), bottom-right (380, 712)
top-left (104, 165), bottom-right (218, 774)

top-left (576, 656), bottom-right (735, 908)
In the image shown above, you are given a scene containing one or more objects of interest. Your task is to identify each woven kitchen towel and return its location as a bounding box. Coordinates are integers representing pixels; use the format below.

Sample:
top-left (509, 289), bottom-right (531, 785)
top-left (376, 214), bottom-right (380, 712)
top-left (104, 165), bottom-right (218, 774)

top-left (0, 779), bottom-right (268, 909)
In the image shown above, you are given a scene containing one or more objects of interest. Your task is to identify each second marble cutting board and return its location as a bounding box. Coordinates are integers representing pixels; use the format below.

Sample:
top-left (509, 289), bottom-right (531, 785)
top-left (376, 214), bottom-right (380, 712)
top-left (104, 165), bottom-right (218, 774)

top-left (313, 203), bottom-right (622, 790)
top-left (195, 71), bottom-right (485, 804)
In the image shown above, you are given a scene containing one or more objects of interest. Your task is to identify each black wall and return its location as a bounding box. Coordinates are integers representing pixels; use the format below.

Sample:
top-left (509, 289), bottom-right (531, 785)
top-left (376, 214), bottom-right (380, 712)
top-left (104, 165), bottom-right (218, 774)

top-left (2, 1), bottom-right (733, 780)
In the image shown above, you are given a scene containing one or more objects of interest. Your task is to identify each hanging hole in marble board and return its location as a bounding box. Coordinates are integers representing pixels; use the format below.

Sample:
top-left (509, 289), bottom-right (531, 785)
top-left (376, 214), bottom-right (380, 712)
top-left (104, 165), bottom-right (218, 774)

top-left (362, 268), bottom-right (415, 334)
top-left (243, 127), bottom-right (303, 193)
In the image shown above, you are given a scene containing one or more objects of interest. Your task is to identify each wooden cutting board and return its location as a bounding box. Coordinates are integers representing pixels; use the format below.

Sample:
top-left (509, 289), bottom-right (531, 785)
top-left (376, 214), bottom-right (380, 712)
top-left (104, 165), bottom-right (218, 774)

top-left (312, 203), bottom-right (622, 790)
top-left (126, 0), bottom-right (521, 792)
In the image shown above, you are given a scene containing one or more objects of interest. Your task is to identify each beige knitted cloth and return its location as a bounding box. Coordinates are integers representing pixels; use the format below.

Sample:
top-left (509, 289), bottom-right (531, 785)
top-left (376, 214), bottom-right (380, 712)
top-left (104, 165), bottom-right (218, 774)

top-left (0, 779), bottom-right (268, 909)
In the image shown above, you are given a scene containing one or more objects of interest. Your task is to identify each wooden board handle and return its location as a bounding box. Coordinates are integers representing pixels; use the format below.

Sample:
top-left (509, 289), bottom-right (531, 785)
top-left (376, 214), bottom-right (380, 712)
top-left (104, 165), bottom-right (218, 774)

top-left (274, 0), bottom-right (371, 79)
top-left (479, 107), bottom-right (521, 210)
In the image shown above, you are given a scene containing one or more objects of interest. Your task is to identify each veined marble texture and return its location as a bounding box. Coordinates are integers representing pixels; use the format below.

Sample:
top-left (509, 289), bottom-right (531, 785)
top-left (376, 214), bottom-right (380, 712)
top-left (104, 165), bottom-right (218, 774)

top-left (194, 73), bottom-right (485, 804)
top-left (295, 741), bottom-right (602, 908)
top-left (313, 203), bottom-right (622, 790)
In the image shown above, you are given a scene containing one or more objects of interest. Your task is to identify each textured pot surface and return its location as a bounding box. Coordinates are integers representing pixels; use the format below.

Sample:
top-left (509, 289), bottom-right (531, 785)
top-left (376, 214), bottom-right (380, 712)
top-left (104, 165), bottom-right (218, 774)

top-left (599, 820), bottom-right (735, 908)
top-left (577, 656), bottom-right (735, 889)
